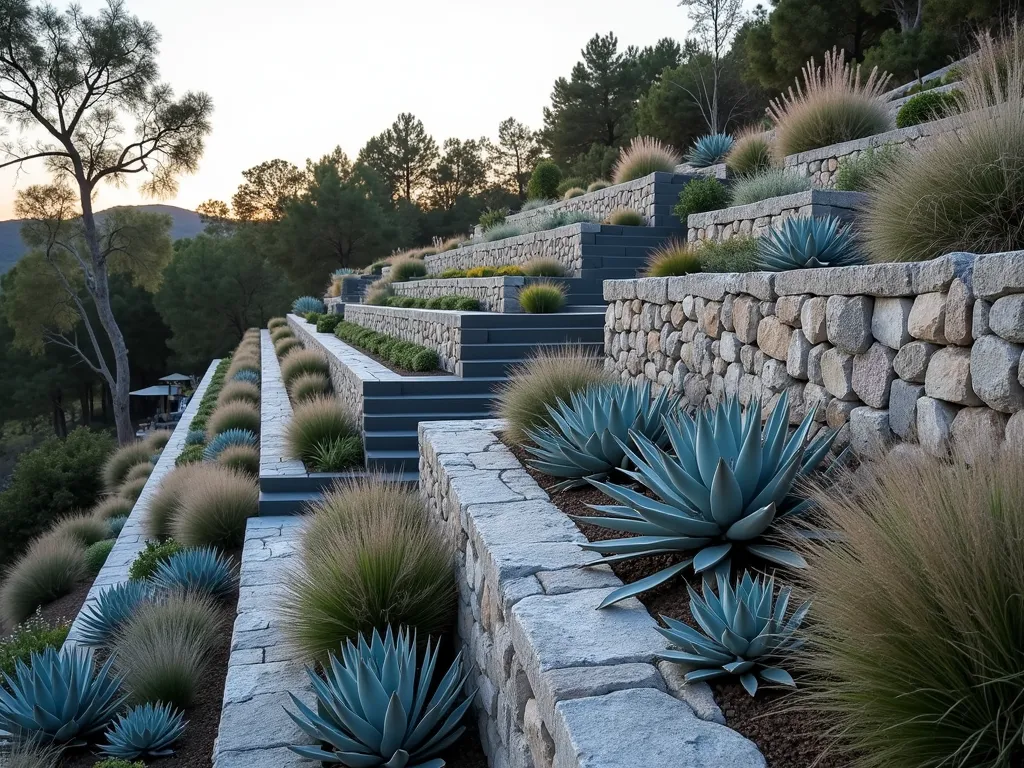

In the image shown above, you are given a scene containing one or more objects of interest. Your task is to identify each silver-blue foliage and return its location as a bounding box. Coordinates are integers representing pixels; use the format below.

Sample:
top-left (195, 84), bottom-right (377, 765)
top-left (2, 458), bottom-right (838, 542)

top-left (77, 580), bottom-right (154, 647)
top-left (580, 394), bottom-right (838, 607)
top-left (108, 515), bottom-right (129, 537)
top-left (231, 369), bottom-right (260, 385)
top-left (688, 134), bottom-right (734, 168)
top-left (659, 570), bottom-right (809, 696)
top-left (185, 429), bottom-right (207, 446)
top-left (286, 626), bottom-right (474, 767)
top-left (293, 296), bottom-right (327, 315)
top-left (101, 702), bottom-right (187, 759)
top-left (524, 381), bottom-right (676, 491)
top-left (151, 547), bottom-right (238, 600)
top-left (0, 647), bottom-right (125, 745)
top-left (757, 215), bottom-right (864, 270)
top-left (202, 428), bottom-right (257, 461)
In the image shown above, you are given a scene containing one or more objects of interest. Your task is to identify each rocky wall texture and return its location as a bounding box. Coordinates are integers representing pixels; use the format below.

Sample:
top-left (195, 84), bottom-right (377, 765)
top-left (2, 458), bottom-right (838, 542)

top-left (344, 305), bottom-right (464, 373)
top-left (393, 277), bottom-right (547, 313)
top-left (419, 419), bottom-right (765, 768)
top-left (687, 190), bottom-right (868, 243)
top-left (604, 252), bottom-right (1024, 459)
top-left (427, 224), bottom-right (592, 278)
top-left (260, 329), bottom-right (307, 480)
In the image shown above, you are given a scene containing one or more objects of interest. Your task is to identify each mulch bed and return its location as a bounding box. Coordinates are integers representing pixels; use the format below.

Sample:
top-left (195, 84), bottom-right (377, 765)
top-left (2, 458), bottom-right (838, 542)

top-left (503, 437), bottom-right (846, 768)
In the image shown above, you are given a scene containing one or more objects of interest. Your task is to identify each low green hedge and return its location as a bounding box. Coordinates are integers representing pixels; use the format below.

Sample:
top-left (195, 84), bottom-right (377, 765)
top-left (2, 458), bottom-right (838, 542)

top-left (316, 314), bottom-right (343, 333)
top-left (382, 295), bottom-right (479, 311)
top-left (334, 322), bottom-right (440, 372)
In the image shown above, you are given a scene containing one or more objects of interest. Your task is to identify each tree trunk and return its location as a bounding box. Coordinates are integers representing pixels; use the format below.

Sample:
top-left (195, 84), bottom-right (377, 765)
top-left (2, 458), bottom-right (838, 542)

top-left (50, 387), bottom-right (67, 438)
top-left (80, 386), bottom-right (89, 426)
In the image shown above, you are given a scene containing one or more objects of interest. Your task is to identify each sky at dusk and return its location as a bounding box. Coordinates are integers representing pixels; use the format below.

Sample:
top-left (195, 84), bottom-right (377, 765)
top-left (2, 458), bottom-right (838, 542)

top-left (0, 0), bottom-right (760, 220)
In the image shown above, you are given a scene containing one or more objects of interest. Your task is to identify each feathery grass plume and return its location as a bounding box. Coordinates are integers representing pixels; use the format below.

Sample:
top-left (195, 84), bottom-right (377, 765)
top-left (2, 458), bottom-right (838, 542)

top-left (286, 396), bottom-right (359, 465)
top-left (389, 257), bottom-right (428, 282)
top-left (586, 179), bottom-right (610, 192)
top-left (171, 465), bottom-right (258, 549)
top-left (145, 464), bottom-right (209, 541)
top-left (645, 241), bottom-right (702, 277)
top-left (794, 442), bottom-right (1024, 768)
top-left (521, 257), bottom-right (567, 277)
top-left (112, 594), bottom-right (222, 708)
top-left (91, 495), bottom-right (135, 521)
top-left (862, 24), bottom-right (1024, 262)
top-left (518, 282), bottom-right (566, 313)
top-left (1, 534), bottom-right (88, 625)
top-left (217, 444), bottom-right (260, 478)
top-left (274, 336), bottom-right (302, 358)
top-left (494, 346), bottom-right (613, 444)
top-left (51, 512), bottom-right (110, 546)
top-left (308, 435), bottom-right (363, 472)
top-left (725, 127), bottom-right (774, 175)
top-left (2, 739), bottom-right (64, 768)
top-left (833, 144), bottom-right (903, 191)
top-left (729, 168), bottom-right (812, 206)
top-left (217, 380), bottom-right (260, 407)
top-left (270, 326), bottom-right (294, 344)
top-left (206, 401), bottom-right (260, 439)
top-left (288, 371), bottom-right (331, 403)
top-left (562, 186), bottom-right (586, 199)
top-left (612, 136), bottom-right (682, 184)
top-left (118, 476), bottom-right (148, 503)
top-left (122, 462), bottom-right (154, 486)
top-left (280, 349), bottom-right (329, 387)
top-left (605, 208), bottom-right (644, 226)
top-left (103, 442), bottom-right (154, 491)
top-left (768, 47), bottom-right (892, 157)
top-left (282, 477), bottom-right (455, 661)
top-left (520, 197), bottom-right (553, 211)
top-left (268, 317), bottom-right (288, 330)
top-left (143, 431), bottom-right (170, 452)
top-left (364, 279), bottom-right (394, 306)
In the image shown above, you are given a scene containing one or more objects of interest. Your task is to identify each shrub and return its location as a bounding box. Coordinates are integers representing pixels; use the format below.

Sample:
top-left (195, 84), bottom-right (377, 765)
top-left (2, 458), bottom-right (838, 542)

top-left (206, 401), bottom-right (260, 438)
top-left (0, 534), bottom-right (88, 628)
top-left (796, 443), bottom-right (1024, 768)
top-left (304, 312), bottom-right (323, 326)
top-left (389, 257), bottom-right (428, 282)
top-left (85, 540), bottom-right (115, 575)
top-left (334, 322), bottom-right (439, 372)
top-left (363, 260), bottom-right (388, 275)
top-left (101, 702), bottom-right (186, 760)
top-left (562, 186), bottom-right (585, 199)
top-left (151, 547), bottom-right (238, 600)
top-left (725, 128), bottom-right (774, 175)
top-left (0, 612), bottom-right (70, 679)
top-left (519, 282), bottom-right (565, 313)
top-left (230, 369), bottom-right (259, 386)
top-left (77, 581), bottom-right (154, 647)
top-left (673, 177), bottom-right (730, 221)
top-left (107, 516), bottom-right (127, 537)
top-left (281, 477), bottom-right (455, 661)
top-left (103, 441), bottom-right (153, 491)
top-left (309, 435), bottom-right (364, 472)
top-left (478, 207), bottom-right (508, 230)
top-left (895, 89), bottom-right (961, 128)
top-left (184, 428), bottom-right (206, 446)
top-left (286, 396), bottom-right (359, 467)
top-left (768, 47), bottom-right (892, 157)
top-left (145, 465), bottom-right (205, 540)
top-left (203, 428), bottom-right (258, 462)
top-left (612, 136), bottom-right (681, 183)
top-left (112, 595), bottom-right (221, 709)
top-left (646, 241), bottom-right (702, 277)
top-left (495, 346), bottom-right (613, 444)
top-left (482, 221), bottom-right (524, 242)
top-left (292, 296), bottom-right (326, 315)
top-left (520, 197), bottom-right (553, 211)
top-left (118, 476), bottom-right (148, 503)
top-left (695, 236), bottom-right (760, 273)
top-left (225, 357), bottom-right (259, 381)
top-left (687, 133), bottom-right (734, 167)
top-left (143, 431), bottom-right (170, 452)
top-left (587, 179), bottom-right (610, 192)
top-left (465, 266), bottom-right (496, 277)
top-left (274, 336), bottom-right (302, 358)
top-left (495, 265), bottom-right (524, 276)
top-left (267, 317), bottom-right (288, 330)
top-left (526, 160), bottom-right (561, 200)
top-left (270, 326), bottom-right (294, 344)
top-left (440, 267), bottom-right (466, 278)
top-left (90, 495), bottom-right (135, 521)
top-left (51, 512), bottom-right (110, 546)
top-left (217, 380), bottom-right (260, 407)
top-left (217, 444), bottom-right (260, 477)
top-left (759, 215), bottom-right (864, 270)
top-left (174, 444), bottom-right (204, 467)
top-left (289, 372), bottom-right (331, 403)
top-left (315, 314), bottom-right (342, 334)
top-left (521, 257), bottom-right (567, 277)
top-left (172, 466), bottom-right (258, 550)
top-left (729, 168), bottom-right (812, 206)
top-left (833, 144), bottom-right (903, 191)
top-left (128, 539), bottom-right (184, 581)
top-left (280, 348), bottom-right (329, 387)
top-left (556, 177), bottom-right (587, 196)
top-left (605, 208), bottom-right (644, 226)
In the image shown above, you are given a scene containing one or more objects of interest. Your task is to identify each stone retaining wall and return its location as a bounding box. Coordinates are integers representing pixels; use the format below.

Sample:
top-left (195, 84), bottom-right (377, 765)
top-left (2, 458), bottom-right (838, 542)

top-left (687, 190), bottom-right (868, 244)
top-left (603, 252), bottom-right (1024, 459)
top-left (419, 419), bottom-right (765, 768)
top-left (393, 276), bottom-right (549, 313)
top-left (343, 304), bottom-right (464, 373)
top-left (426, 223), bottom-right (594, 278)
top-left (64, 360), bottom-right (220, 650)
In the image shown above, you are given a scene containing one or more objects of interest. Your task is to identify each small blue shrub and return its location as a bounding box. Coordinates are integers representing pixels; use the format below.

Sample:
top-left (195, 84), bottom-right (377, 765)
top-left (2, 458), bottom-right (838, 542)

top-left (687, 134), bottom-right (734, 168)
top-left (184, 430), bottom-right (206, 446)
top-left (101, 702), bottom-right (186, 759)
top-left (202, 428), bottom-right (257, 461)
top-left (292, 296), bottom-right (326, 315)
top-left (231, 369), bottom-right (259, 385)
top-left (151, 547), bottom-right (238, 600)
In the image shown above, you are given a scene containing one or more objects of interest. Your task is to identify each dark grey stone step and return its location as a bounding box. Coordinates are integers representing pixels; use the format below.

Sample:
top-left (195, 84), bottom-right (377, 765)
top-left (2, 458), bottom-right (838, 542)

top-left (363, 430), bottom-right (419, 451)
top-left (363, 410), bottom-right (494, 431)
top-left (366, 450), bottom-right (419, 473)
top-left (476, 326), bottom-right (603, 343)
top-left (364, 392), bottom-right (495, 414)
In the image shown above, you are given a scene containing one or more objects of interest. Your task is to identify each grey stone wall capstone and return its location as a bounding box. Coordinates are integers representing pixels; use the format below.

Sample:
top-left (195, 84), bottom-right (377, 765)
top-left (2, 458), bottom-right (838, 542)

top-left (603, 251), bottom-right (1024, 459)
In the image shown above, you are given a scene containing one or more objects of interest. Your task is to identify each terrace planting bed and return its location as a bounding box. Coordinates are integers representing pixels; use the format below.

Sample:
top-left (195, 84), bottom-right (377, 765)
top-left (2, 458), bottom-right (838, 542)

top-left (428, 222), bottom-right (600, 278)
top-left (340, 305), bottom-right (469, 373)
top-left (393, 275), bottom-right (560, 313)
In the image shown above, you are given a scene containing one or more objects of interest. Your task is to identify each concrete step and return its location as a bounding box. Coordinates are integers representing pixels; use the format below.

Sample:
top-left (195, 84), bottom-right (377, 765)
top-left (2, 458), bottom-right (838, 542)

top-left (259, 475), bottom-right (419, 515)
top-left (593, 235), bottom-right (682, 247)
top-left (598, 224), bottom-right (683, 238)
top-left (460, 340), bottom-right (600, 360)
top-left (580, 255), bottom-right (658, 270)
top-left (366, 450), bottom-right (420, 473)
top-left (363, 410), bottom-right (494, 431)
top-left (367, 376), bottom-right (504, 396)
top-left (457, 312), bottom-right (605, 329)
top-left (458, 352), bottom-right (600, 377)
top-left (363, 430), bottom-right (419, 451)
top-left (476, 326), bottom-right (603, 343)
top-left (581, 244), bottom-right (670, 258)
top-left (364, 392), bottom-right (495, 414)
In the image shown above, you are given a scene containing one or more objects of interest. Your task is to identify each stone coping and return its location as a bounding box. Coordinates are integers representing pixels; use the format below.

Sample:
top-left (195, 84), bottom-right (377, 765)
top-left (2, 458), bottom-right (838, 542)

top-left (603, 252), bottom-right (982, 302)
top-left (395, 276), bottom-right (539, 290)
top-left (881, 57), bottom-right (967, 100)
top-left (212, 516), bottom-right (314, 767)
top-left (419, 418), bottom-right (765, 768)
top-left (260, 328), bottom-right (308, 480)
top-left (674, 161), bottom-right (728, 178)
top-left (687, 190), bottom-right (869, 229)
top-left (63, 359), bottom-right (221, 650)
top-left (428, 222), bottom-right (598, 274)
top-left (287, 314), bottom-right (403, 381)
top-left (346, 302), bottom-right (482, 329)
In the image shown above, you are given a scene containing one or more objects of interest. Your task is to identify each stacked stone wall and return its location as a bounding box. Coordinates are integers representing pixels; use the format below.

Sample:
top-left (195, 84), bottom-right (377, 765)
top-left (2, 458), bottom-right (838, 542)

top-left (426, 224), bottom-right (591, 277)
top-left (393, 276), bottom-right (552, 313)
top-left (343, 305), bottom-right (464, 373)
top-left (687, 191), bottom-right (868, 244)
top-left (604, 252), bottom-right (1024, 458)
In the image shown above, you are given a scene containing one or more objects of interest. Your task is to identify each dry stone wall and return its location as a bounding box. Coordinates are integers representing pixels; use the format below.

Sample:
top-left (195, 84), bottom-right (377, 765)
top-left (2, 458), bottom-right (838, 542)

top-left (426, 224), bottom-right (592, 277)
top-left (393, 276), bottom-right (551, 313)
top-left (604, 252), bottom-right (1024, 459)
top-left (344, 304), bottom-right (464, 373)
top-left (687, 190), bottom-right (868, 244)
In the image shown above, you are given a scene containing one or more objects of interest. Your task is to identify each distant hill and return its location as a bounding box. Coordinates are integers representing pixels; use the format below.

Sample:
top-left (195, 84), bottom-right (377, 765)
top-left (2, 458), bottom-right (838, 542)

top-left (0, 204), bottom-right (205, 276)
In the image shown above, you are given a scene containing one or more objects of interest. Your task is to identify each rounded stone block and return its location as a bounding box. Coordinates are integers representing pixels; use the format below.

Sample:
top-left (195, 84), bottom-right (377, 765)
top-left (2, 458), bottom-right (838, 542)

top-left (892, 340), bottom-right (940, 384)
top-left (888, 379), bottom-right (925, 441)
top-left (989, 295), bottom-right (1024, 343)
top-left (821, 347), bottom-right (856, 401)
top-left (800, 296), bottom-right (827, 344)
top-left (825, 295), bottom-right (873, 354)
top-left (917, 396), bottom-right (960, 457)
top-left (925, 346), bottom-right (983, 406)
top-left (871, 296), bottom-right (913, 350)
top-left (852, 342), bottom-right (897, 408)
top-left (970, 334), bottom-right (1024, 413)
top-left (756, 315), bottom-right (793, 362)
top-left (908, 292), bottom-right (948, 344)
top-left (950, 407), bottom-right (1008, 463)
top-left (850, 406), bottom-right (892, 459)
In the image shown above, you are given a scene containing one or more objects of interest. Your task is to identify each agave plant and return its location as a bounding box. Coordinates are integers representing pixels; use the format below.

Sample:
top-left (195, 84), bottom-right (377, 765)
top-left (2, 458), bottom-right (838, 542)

top-left (688, 133), bottom-right (735, 168)
top-left (659, 570), bottom-right (809, 697)
top-left (101, 702), bottom-right (186, 759)
top-left (232, 369), bottom-right (260, 386)
top-left (184, 429), bottom-right (206, 446)
top-left (580, 394), bottom-right (838, 607)
top-left (77, 580), bottom-right (155, 646)
top-left (0, 647), bottom-right (125, 745)
top-left (286, 626), bottom-right (474, 767)
top-left (524, 381), bottom-right (677, 491)
top-left (757, 215), bottom-right (864, 270)
top-left (151, 547), bottom-right (238, 600)
top-left (202, 428), bottom-right (257, 461)
top-left (293, 296), bottom-right (327, 315)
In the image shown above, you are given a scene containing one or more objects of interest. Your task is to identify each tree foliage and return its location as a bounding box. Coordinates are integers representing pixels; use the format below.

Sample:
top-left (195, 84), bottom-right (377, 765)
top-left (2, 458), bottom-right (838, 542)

top-left (357, 112), bottom-right (439, 201)
top-left (230, 159), bottom-right (304, 221)
top-left (488, 118), bottom-right (543, 198)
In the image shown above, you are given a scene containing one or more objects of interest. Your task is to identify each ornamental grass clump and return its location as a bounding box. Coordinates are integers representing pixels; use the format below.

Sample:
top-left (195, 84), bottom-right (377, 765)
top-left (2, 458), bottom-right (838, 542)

top-left (833, 143), bottom-right (903, 191)
top-left (85, 540), bottom-right (115, 575)
top-left (205, 401), bottom-right (260, 438)
top-left (725, 128), bottom-right (774, 175)
top-left (50, 512), bottom-right (109, 546)
top-left (282, 478), bottom-right (455, 661)
top-left (143, 431), bottom-right (170, 452)
top-left (562, 186), bottom-right (586, 199)
top-left (289, 372), bottom-right (331, 403)
top-left (587, 179), bottom-right (610, 192)
top-left (729, 168), bottom-right (812, 206)
top-left (112, 594), bottom-right (221, 709)
top-left (495, 346), bottom-right (613, 444)
top-left (171, 466), bottom-right (258, 550)
top-left (274, 336), bottom-right (302, 358)
top-left (285, 396), bottom-right (359, 469)
top-left (862, 25), bottom-right (1024, 262)
top-left (612, 136), bottom-right (682, 184)
top-left (280, 348), bottom-right (329, 387)
top-left (519, 282), bottom-right (566, 313)
top-left (389, 257), bottom-right (428, 282)
top-left (90, 495), bottom-right (135, 521)
top-left (217, 444), bottom-right (260, 477)
top-left (270, 326), bottom-right (294, 344)
top-left (122, 462), bottom-right (153, 485)
top-left (521, 257), bottom-right (566, 277)
top-left (646, 240), bottom-right (702, 277)
top-left (795, 443), bottom-right (1024, 768)
top-left (103, 442), bottom-right (154, 491)
top-left (217, 380), bottom-right (260, 407)
top-left (118, 476), bottom-right (148, 503)
top-left (768, 47), bottom-right (892, 157)
top-left (0, 534), bottom-right (88, 626)
top-left (605, 208), bottom-right (644, 226)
